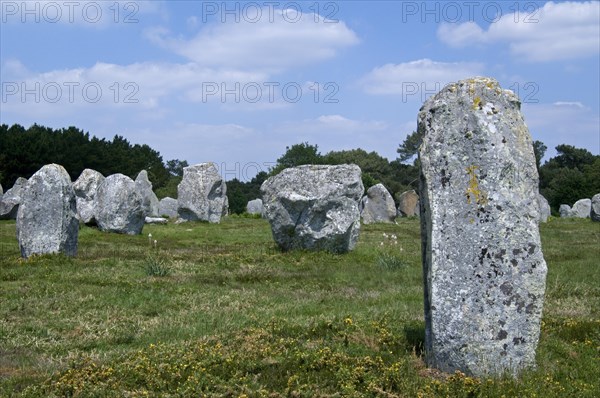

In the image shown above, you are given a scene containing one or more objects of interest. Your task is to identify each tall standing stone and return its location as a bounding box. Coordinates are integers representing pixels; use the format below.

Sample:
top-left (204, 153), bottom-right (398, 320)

top-left (246, 199), bottom-right (264, 216)
top-left (159, 197), bottom-right (178, 218)
top-left (73, 169), bottom-right (105, 225)
top-left (177, 163), bottom-right (227, 223)
top-left (361, 183), bottom-right (396, 224)
top-left (135, 170), bottom-right (160, 217)
top-left (418, 77), bottom-right (547, 377)
top-left (16, 164), bottom-right (78, 258)
top-left (537, 194), bottom-right (551, 223)
top-left (96, 174), bottom-right (145, 235)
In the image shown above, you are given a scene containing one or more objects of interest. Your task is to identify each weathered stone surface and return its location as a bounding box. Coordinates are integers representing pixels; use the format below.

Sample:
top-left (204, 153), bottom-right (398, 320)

top-left (145, 217), bottom-right (168, 224)
top-left (537, 194), bottom-right (551, 223)
top-left (361, 183), bottom-right (396, 224)
top-left (559, 204), bottom-right (572, 218)
top-left (96, 174), bottom-right (144, 235)
top-left (73, 169), bottom-right (105, 224)
top-left (16, 164), bottom-right (78, 258)
top-left (570, 199), bottom-right (591, 218)
top-left (177, 163), bottom-right (227, 223)
top-left (261, 164), bottom-right (363, 253)
top-left (135, 170), bottom-right (160, 217)
top-left (397, 189), bottom-right (420, 217)
top-left (247, 198), bottom-right (263, 215)
top-left (418, 77), bottom-right (547, 377)
top-left (158, 197), bottom-right (178, 218)
top-left (0, 177), bottom-right (27, 220)
top-left (591, 194), bottom-right (600, 222)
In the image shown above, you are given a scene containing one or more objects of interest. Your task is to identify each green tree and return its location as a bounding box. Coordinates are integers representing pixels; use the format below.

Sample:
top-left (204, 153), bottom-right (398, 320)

top-left (396, 130), bottom-right (423, 163)
top-left (166, 159), bottom-right (189, 177)
top-left (532, 140), bottom-right (547, 171)
top-left (270, 142), bottom-right (322, 175)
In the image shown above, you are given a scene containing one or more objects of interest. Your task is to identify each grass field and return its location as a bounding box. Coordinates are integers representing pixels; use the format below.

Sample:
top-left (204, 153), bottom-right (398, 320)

top-left (0, 216), bottom-right (598, 397)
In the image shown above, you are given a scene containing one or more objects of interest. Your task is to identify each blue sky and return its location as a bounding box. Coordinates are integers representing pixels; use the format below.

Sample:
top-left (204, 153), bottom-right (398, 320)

top-left (1, 1), bottom-right (599, 180)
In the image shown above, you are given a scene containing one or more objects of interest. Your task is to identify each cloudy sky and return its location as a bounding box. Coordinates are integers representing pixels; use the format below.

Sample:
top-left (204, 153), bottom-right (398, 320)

top-left (1, 1), bottom-right (598, 180)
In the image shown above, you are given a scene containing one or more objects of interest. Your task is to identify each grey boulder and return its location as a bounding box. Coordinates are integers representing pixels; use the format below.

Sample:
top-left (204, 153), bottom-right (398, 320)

top-left (261, 164), bottom-right (363, 253)
top-left (361, 183), bottom-right (396, 224)
top-left (16, 164), bottom-right (78, 258)
top-left (177, 163), bottom-right (227, 223)
top-left (571, 199), bottom-right (591, 218)
top-left (0, 177), bottom-right (27, 220)
top-left (537, 194), bottom-right (551, 223)
top-left (418, 77), bottom-right (547, 377)
top-left (158, 197), bottom-right (178, 218)
top-left (559, 204), bottom-right (572, 218)
top-left (73, 168), bottom-right (105, 224)
top-left (95, 174), bottom-right (144, 235)
top-left (591, 194), bottom-right (600, 222)
top-left (246, 198), bottom-right (263, 216)
top-left (135, 170), bottom-right (160, 217)
top-left (145, 217), bottom-right (168, 224)
top-left (397, 189), bottom-right (420, 217)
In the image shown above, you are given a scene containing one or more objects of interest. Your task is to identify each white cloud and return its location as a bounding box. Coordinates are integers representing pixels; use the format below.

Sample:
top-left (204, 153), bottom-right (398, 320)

top-left (359, 59), bottom-right (484, 97)
top-left (522, 102), bottom-right (600, 156)
top-left (145, 8), bottom-right (359, 71)
top-left (438, 1), bottom-right (600, 62)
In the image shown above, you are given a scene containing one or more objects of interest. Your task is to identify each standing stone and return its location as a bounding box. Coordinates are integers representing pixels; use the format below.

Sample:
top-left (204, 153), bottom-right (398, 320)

top-left (177, 163), bottom-right (227, 223)
top-left (591, 194), bottom-right (600, 222)
top-left (361, 183), bottom-right (396, 224)
top-left (16, 164), bottom-right (78, 258)
top-left (537, 194), bottom-right (551, 223)
top-left (559, 204), bottom-right (572, 218)
top-left (397, 190), bottom-right (420, 217)
top-left (261, 164), bottom-right (363, 253)
top-left (159, 197), bottom-right (178, 218)
top-left (0, 177), bottom-right (27, 220)
top-left (247, 198), bottom-right (263, 216)
top-left (0, 183), bottom-right (3, 199)
top-left (73, 169), bottom-right (105, 225)
top-left (96, 174), bottom-right (144, 235)
top-left (418, 77), bottom-right (547, 377)
top-left (135, 170), bottom-right (160, 217)
top-left (570, 199), bottom-right (591, 218)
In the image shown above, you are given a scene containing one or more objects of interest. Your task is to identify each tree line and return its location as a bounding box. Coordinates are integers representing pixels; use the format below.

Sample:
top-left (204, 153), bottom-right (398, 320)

top-left (1, 123), bottom-right (597, 216)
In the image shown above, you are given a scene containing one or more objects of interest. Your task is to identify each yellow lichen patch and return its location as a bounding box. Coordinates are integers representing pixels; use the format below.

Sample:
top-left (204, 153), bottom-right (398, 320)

top-left (473, 96), bottom-right (482, 110)
top-left (465, 165), bottom-right (487, 206)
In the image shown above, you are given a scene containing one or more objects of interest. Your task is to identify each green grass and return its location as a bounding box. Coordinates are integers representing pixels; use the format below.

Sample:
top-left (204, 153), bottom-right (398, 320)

top-left (0, 217), bottom-right (598, 397)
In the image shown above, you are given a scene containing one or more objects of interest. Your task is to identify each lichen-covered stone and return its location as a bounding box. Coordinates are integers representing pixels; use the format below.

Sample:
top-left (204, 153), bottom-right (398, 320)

top-left (158, 197), bottom-right (178, 218)
top-left (418, 77), bottom-right (547, 377)
top-left (96, 174), bottom-right (144, 235)
top-left (537, 194), bottom-right (551, 223)
top-left (17, 164), bottom-right (78, 258)
top-left (247, 199), bottom-right (263, 216)
top-left (397, 189), bottom-right (420, 217)
top-left (73, 169), bottom-right (105, 224)
top-left (570, 198), bottom-right (591, 218)
top-left (591, 194), bottom-right (600, 222)
top-left (0, 177), bottom-right (27, 220)
top-left (177, 163), bottom-right (227, 223)
top-left (135, 170), bottom-right (160, 217)
top-left (361, 183), bottom-right (396, 224)
top-left (261, 164), bottom-right (363, 253)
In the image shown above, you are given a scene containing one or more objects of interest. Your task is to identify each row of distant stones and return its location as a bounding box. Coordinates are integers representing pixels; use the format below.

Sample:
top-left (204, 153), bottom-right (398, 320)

top-left (2, 77), bottom-right (598, 378)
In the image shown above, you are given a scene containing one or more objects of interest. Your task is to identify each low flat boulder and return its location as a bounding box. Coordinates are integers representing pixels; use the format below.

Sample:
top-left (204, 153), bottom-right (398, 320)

top-left (17, 164), bottom-right (78, 258)
top-left (145, 217), bottom-right (168, 224)
top-left (96, 174), bottom-right (144, 235)
top-left (559, 204), bottom-right (572, 218)
top-left (571, 199), bottom-right (591, 218)
top-left (261, 164), bottom-right (363, 253)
